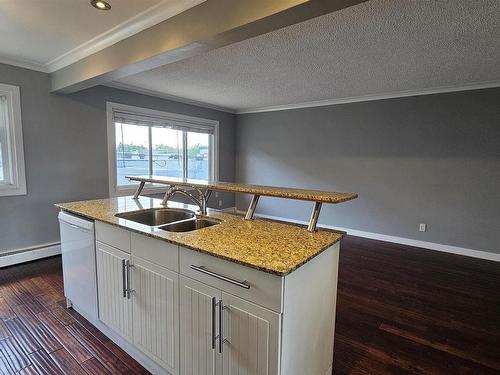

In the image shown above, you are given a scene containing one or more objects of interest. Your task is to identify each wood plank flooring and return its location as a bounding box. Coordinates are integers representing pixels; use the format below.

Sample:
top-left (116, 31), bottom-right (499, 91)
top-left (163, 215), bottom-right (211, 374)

top-left (1, 236), bottom-right (499, 374)
top-left (0, 256), bottom-right (149, 374)
top-left (335, 236), bottom-right (500, 374)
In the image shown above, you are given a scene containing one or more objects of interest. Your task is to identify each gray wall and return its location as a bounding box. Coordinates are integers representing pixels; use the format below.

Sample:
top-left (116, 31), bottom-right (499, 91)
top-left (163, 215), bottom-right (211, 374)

top-left (2, 60), bottom-right (499, 256)
top-left (0, 63), bottom-right (236, 253)
top-left (236, 88), bottom-right (500, 254)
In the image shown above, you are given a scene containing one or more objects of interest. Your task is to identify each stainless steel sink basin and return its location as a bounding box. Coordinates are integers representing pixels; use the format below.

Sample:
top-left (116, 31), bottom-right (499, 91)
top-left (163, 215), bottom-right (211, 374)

top-left (115, 208), bottom-right (195, 226)
top-left (159, 219), bottom-right (221, 232)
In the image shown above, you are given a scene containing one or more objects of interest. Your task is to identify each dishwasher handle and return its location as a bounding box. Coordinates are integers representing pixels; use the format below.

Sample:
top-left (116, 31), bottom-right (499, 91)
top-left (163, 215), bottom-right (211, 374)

top-left (58, 211), bottom-right (94, 231)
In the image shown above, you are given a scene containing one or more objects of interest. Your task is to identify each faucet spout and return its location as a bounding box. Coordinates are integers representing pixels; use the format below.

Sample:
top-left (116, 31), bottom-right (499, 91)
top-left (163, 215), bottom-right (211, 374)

top-left (162, 185), bottom-right (209, 215)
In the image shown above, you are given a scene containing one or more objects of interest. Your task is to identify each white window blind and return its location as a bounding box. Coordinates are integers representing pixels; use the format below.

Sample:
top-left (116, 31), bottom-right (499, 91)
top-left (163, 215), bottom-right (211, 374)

top-left (113, 110), bottom-right (216, 134)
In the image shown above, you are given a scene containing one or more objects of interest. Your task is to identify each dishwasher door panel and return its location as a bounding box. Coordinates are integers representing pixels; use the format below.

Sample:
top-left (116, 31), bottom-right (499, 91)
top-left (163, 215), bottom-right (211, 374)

top-left (59, 213), bottom-right (98, 320)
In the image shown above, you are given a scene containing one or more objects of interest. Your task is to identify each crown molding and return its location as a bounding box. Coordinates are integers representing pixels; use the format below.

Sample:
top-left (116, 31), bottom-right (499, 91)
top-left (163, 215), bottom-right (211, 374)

top-left (106, 79), bottom-right (500, 116)
top-left (105, 82), bottom-right (235, 114)
top-left (236, 80), bottom-right (500, 114)
top-left (0, 0), bottom-right (205, 74)
top-left (45, 0), bottom-right (206, 73)
top-left (0, 54), bottom-right (48, 73)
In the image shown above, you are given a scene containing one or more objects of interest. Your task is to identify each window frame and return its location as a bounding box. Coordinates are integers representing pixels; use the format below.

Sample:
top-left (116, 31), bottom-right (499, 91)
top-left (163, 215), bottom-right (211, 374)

top-left (106, 102), bottom-right (219, 197)
top-left (0, 83), bottom-right (26, 197)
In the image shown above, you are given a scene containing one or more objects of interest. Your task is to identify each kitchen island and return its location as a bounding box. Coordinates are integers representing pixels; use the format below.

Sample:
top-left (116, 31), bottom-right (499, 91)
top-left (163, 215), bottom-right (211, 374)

top-left (56, 184), bottom-right (356, 375)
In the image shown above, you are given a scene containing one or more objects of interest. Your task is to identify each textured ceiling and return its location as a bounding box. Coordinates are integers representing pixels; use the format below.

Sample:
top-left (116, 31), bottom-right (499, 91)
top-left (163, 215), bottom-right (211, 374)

top-left (115, 0), bottom-right (500, 112)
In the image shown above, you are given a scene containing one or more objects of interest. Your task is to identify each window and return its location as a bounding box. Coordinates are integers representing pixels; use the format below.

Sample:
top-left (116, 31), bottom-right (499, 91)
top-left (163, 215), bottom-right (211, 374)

top-left (0, 83), bottom-right (26, 196)
top-left (107, 102), bottom-right (218, 196)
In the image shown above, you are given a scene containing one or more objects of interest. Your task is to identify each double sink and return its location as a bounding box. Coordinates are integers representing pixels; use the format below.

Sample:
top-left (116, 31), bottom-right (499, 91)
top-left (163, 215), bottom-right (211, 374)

top-left (115, 208), bottom-right (220, 232)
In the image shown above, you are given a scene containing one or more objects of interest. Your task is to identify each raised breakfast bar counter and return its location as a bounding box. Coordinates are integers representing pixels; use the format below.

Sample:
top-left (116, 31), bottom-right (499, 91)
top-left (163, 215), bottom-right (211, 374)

top-left (128, 175), bottom-right (358, 232)
top-left (128, 175), bottom-right (358, 204)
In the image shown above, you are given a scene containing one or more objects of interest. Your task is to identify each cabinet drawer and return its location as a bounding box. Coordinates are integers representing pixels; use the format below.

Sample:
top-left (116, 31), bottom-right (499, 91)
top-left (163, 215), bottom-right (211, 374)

top-left (95, 221), bottom-right (131, 253)
top-left (180, 247), bottom-right (283, 312)
top-left (131, 233), bottom-right (178, 272)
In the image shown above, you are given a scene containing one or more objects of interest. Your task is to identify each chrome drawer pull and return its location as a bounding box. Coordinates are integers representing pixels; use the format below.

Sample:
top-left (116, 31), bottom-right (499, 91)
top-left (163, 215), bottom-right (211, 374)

top-left (190, 265), bottom-right (250, 289)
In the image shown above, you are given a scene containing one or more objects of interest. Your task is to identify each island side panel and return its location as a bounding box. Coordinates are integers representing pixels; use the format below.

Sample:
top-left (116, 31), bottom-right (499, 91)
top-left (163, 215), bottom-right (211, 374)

top-left (280, 243), bottom-right (340, 375)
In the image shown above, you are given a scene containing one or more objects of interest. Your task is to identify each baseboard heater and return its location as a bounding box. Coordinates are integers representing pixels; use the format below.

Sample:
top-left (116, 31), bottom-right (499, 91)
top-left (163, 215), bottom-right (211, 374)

top-left (0, 242), bottom-right (61, 268)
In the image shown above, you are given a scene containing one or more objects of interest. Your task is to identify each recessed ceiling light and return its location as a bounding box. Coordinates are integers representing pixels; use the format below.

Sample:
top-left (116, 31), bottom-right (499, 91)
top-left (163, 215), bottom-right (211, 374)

top-left (91, 0), bottom-right (111, 10)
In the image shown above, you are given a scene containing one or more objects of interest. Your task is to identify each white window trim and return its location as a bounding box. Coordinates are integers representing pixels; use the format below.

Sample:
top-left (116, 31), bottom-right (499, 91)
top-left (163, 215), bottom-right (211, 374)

top-left (106, 102), bottom-right (219, 197)
top-left (0, 83), bottom-right (26, 197)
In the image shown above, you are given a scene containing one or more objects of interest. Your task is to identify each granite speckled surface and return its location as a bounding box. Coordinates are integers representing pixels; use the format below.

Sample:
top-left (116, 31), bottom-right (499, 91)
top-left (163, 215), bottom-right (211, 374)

top-left (128, 175), bottom-right (358, 204)
top-left (55, 196), bottom-right (345, 276)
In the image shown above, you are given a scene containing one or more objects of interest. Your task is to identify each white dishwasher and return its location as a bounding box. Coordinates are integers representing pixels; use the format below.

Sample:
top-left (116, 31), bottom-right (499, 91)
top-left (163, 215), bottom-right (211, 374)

top-left (58, 211), bottom-right (98, 320)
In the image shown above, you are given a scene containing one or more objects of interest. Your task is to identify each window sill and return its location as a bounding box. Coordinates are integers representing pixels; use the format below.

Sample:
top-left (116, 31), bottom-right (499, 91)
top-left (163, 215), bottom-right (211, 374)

top-left (0, 183), bottom-right (27, 197)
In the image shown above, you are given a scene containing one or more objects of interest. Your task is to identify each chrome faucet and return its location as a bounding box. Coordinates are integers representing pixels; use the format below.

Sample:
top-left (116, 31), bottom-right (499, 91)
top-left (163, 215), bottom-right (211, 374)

top-left (162, 185), bottom-right (209, 215)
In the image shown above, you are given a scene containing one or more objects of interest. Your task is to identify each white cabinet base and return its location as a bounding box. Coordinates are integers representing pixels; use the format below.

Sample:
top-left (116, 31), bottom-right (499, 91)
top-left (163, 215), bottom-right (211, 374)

top-left (179, 276), bottom-right (220, 375)
top-left (132, 256), bottom-right (179, 374)
top-left (89, 222), bottom-right (341, 375)
top-left (221, 293), bottom-right (280, 375)
top-left (70, 301), bottom-right (172, 375)
top-left (280, 242), bottom-right (339, 375)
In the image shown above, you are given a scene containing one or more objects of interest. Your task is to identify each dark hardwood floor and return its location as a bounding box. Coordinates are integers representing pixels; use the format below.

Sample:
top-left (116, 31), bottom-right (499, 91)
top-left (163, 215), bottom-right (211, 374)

top-left (1, 235), bottom-right (499, 374)
top-left (0, 254), bottom-right (149, 374)
top-left (335, 236), bottom-right (500, 375)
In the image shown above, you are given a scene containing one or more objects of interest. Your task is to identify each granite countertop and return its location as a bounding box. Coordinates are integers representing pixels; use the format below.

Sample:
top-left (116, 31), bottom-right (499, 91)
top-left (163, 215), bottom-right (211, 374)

top-left (56, 196), bottom-right (345, 276)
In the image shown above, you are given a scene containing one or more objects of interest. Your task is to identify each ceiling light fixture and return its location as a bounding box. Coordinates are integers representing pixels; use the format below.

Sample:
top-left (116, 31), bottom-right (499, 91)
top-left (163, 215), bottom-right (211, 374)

top-left (91, 0), bottom-right (111, 10)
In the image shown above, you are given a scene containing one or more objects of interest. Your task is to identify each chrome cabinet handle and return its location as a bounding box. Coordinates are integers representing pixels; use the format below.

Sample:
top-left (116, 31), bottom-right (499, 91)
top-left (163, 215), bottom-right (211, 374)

top-left (126, 261), bottom-right (133, 299)
top-left (218, 299), bottom-right (223, 353)
top-left (217, 300), bottom-right (229, 353)
top-left (122, 259), bottom-right (127, 298)
top-left (190, 265), bottom-right (250, 290)
top-left (211, 297), bottom-right (217, 350)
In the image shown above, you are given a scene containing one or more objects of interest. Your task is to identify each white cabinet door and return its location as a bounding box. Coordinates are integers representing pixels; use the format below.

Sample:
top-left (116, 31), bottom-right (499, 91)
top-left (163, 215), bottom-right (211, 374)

top-left (180, 276), bottom-right (221, 375)
top-left (131, 256), bottom-right (179, 374)
top-left (221, 293), bottom-right (280, 375)
top-left (96, 241), bottom-right (132, 340)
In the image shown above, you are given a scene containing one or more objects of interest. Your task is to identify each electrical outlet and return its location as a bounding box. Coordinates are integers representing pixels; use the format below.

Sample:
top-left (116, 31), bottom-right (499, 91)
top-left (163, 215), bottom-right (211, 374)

top-left (215, 192), bottom-right (219, 198)
top-left (419, 223), bottom-right (427, 232)
top-left (218, 199), bottom-right (223, 207)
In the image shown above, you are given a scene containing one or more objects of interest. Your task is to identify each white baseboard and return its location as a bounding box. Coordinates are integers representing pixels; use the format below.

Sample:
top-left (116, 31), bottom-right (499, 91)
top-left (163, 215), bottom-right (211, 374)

top-left (332, 226), bottom-right (500, 262)
top-left (0, 242), bottom-right (61, 268)
top-left (235, 209), bottom-right (500, 263)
